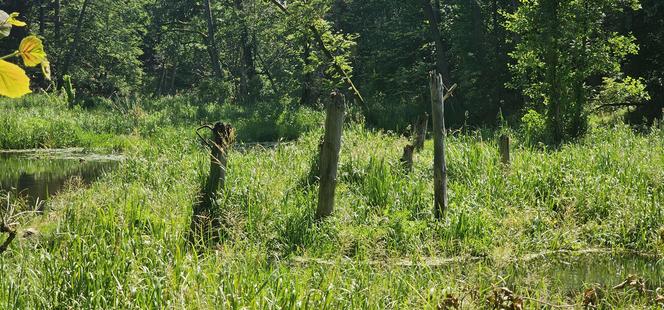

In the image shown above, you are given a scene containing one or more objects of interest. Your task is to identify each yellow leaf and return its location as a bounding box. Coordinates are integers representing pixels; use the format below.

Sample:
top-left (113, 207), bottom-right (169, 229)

top-left (0, 60), bottom-right (31, 98)
top-left (41, 58), bottom-right (52, 81)
top-left (19, 35), bottom-right (47, 67)
top-left (7, 13), bottom-right (26, 27)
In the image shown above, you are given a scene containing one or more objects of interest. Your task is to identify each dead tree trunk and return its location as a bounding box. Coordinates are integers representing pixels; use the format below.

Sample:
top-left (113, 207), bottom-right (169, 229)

top-left (499, 134), bottom-right (510, 165)
top-left (190, 122), bottom-right (235, 243)
top-left (316, 92), bottom-right (346, 220)
top-left (431, 72), bottom-right (455, 219)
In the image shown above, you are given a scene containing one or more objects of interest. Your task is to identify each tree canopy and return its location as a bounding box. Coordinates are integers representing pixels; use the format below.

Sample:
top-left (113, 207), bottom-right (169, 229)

top-left (1, 0), bottom-right (661, 142)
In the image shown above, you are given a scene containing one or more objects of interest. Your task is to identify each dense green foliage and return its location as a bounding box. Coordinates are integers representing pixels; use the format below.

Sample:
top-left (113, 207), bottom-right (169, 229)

top-left (505, 0), bottom-right (645, 143)
top-left (1, 98), bottom-right (663, 308)
top-left (1, 0), bottom-right (661, 140)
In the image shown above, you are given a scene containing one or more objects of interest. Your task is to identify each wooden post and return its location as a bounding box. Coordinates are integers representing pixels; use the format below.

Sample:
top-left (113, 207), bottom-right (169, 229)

top-left (414, 113), bottom-right (429, 151)
top-left (400, 113), bottom-right (429, 174)
top-left (190, 122), bottom-right (235, 241)
top-left (431, 72), bottom-right (448, 219)
top-left (400, 144), bottom-right (414, 172)
top-left (499, 134), bottom-right (510, 165)
top-left (316, 91), bottom-right (346, 220)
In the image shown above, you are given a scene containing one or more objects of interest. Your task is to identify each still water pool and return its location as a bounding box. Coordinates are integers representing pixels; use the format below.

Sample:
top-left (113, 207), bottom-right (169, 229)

top-left (0, 149), bottom-right (120, 205)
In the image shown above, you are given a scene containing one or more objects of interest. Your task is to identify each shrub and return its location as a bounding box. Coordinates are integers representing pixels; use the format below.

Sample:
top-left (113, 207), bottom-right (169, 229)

top-left (520, 109), bottom-right (547, 145)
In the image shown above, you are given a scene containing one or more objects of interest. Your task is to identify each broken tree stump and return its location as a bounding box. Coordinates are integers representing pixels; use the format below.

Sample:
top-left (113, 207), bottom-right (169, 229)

top-left (190, 122), bottom-right (235, 244)
top-left (400, 113), bottom-right (428, 173)
top-left (0, 223), bottom-right (16, 254)
top-left (315, 91), bottom-right (345, 220)
top-left (500, 134), bottom-right (510, 165)
top-left (400, 144), bottom-right (415, 172)
top-left (414, 112), bottom-right (429, 151)
top-left (430, 72), bottom-right (456, 219)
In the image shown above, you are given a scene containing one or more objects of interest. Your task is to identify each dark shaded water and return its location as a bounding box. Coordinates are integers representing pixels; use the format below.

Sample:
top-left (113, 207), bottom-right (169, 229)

top-left (0, 150), bottom-right (119, 205)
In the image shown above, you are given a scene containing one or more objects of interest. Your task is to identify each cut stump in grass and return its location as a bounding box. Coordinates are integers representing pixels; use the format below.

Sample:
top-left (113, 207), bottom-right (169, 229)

top-left (414, 112), bottom-right (429, 151)
top-left (400, 144), bottom-right (415, 173)
top-left (400, 113), bottom-right (428, 174)
top-left (315, 91), bottom-right (345, 220)
top-left (190, 122), bottom-right (235, 245)
top-left (500, 134), bottom-right (510, 165)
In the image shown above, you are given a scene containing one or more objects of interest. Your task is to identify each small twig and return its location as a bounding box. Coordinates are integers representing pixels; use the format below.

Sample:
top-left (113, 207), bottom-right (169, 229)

top-left (196, 125), bottom-right (215, 150)
top-left (443, 83), bottom-right (458, 101)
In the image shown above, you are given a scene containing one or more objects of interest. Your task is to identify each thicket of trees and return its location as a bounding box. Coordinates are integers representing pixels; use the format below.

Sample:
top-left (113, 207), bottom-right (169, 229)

top-left (1, 0), bottom-right (661, 143)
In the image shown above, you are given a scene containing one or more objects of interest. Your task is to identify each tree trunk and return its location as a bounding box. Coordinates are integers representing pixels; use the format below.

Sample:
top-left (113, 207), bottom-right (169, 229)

top-left (38, 0), bottom-right (45, 35)
top-left (543, 0), bottom-right (562, 144)
top-left (60, 0), bottom-right (92, 80)
top-left (420, 0), bottom-right (451, 85)
top-left (234, 0), bottom-right (258, 105)
top-left (316, 92), bottom-right (346, 220)
top-left (156, 63), bottom-right (166, 97)
top-left (299, 42), bottom-right (316, 107)
top-left (54, 0), bottom-right (61, 44)
top-left (430, 72), bottom-right (448, 219)
top-left (169, 60), bottom-right (178, 95)
top-left (204, 0), bottom-right (224, 79)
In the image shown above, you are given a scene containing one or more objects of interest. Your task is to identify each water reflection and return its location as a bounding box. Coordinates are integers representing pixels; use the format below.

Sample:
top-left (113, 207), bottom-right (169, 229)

top-left (0, 152), bottom-right (118, 205)
top-left (505, 254), bottom-right (663, 293)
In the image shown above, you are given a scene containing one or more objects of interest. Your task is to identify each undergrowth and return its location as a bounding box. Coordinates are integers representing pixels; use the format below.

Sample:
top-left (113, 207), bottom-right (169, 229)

top-left (0, 96), bottom-right (662, 308)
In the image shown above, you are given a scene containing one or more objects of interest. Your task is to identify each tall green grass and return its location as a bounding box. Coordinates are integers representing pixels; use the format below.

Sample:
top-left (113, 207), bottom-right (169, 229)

top-left (0, 97), bottom-right (662, 308)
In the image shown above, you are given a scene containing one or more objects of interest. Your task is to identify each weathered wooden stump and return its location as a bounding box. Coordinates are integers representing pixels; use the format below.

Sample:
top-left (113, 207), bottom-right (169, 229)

top-left (414, 113), bottom-right (429, 151)
top-left (315, 91), bottom-right (345, 220)
top-left (400, 113), bottom-right (428, 174)
top-left (499, 134), bottom-right (510, 165)
top-left (430, 72), bottom-right (457, 220)
top-left (400, 144), bottom-right (415, 172)
top-left (189, 122), bottom-right (235, 244)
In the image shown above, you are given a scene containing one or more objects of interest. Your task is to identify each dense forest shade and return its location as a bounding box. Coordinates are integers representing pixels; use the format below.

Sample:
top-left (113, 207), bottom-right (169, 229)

top-left (0, 0), bottom-right (662, 136)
